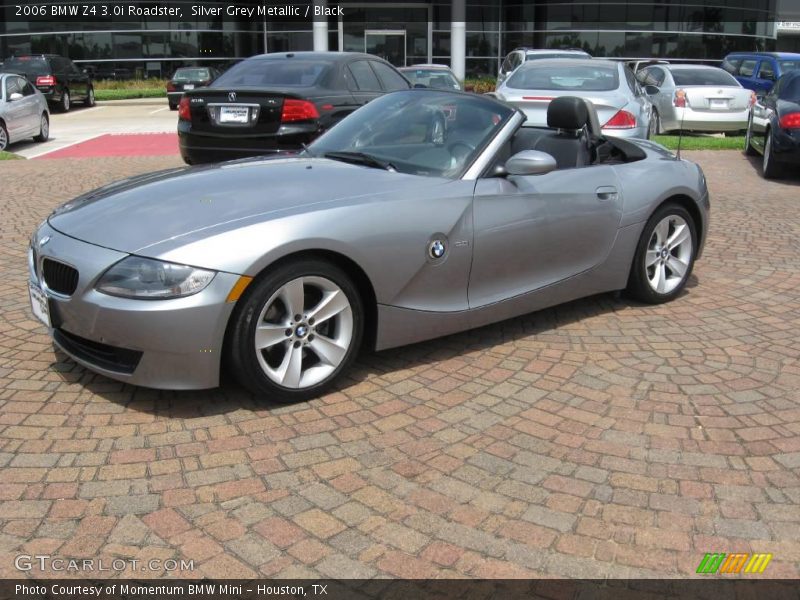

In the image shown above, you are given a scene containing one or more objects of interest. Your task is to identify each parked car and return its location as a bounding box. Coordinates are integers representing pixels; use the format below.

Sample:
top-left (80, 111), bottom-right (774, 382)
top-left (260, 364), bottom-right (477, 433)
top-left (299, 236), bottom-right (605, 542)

top-left (0, 72), bottom-right (49, 151)
top-left (398, 64), bottom-right (461, 90)
top-left (637, 64), bottom-right (753, 134)
top-left (745, 70), bottom-right (800, 178)
top-left (494, 58), bottom-right (656, 139)
top-left (178, 51), bottom-right (411, 164)
top-left (94, 66), bottom-right (133, 81)
top-left (167, 67), bottom-right (220, 110)
top-left (497, 48), bottom-right (591, 86)
top-left (3, 54), bottom-right (94, 112)
top-left (722, 52), bottom-right (800, 93)
top-left (627, 59), bottom-right (670, 74)
top-left (29, 90), bottom-right (708, 402)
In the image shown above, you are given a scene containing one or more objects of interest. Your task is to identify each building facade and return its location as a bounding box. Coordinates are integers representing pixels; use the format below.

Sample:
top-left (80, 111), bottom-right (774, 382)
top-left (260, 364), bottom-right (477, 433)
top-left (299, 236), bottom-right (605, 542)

top-left (0, 0), bottom-right (780, 79)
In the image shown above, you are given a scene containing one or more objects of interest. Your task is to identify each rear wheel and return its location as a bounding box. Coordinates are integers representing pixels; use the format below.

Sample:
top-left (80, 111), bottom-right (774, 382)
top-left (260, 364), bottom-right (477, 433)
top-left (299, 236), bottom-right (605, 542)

top-left (59, 89), bottom-right (70, 112)
top-left (762, 130), bottom-right (783, 179)
top-left (228, 259), bottom-right (364, 403)
top-left (627, 203), bottom-right (697, 304)
top-left (647, 110), bottom-right (658, 139)
top-left (34, 113), bottom-right (49, 142)
top-left (84, 87), bottom-right (95, 107)
top-left (168, 102), bottom-right (178, 111)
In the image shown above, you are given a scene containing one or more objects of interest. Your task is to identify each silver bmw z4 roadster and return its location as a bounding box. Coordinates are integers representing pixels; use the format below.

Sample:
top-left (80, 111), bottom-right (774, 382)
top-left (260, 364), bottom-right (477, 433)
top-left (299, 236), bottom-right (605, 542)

top-left (28, 90), bottom-right (709, 402)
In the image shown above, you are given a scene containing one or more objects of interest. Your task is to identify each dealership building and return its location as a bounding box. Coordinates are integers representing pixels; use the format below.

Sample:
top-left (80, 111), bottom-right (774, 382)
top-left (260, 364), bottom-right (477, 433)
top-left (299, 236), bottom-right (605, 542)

top-left (0, 1), bottom-right (787, 79)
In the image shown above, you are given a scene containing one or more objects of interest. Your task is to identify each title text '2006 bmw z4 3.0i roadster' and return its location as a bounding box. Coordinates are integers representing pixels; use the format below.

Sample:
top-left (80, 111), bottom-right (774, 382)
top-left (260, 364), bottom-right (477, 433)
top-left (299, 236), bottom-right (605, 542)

top-left (28, 90), bottom-right (710, 403)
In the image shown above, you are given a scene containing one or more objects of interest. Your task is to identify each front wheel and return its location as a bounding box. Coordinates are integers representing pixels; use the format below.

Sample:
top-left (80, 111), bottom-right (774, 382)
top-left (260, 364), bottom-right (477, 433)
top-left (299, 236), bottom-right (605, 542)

top-left (0, 122), bottom-right (8, 151)
top-left (626, 203), bottom-right (697, 304)
top-left (228, 259), bottom-right (364, 403)
top-left (646, 110), bottom-right (658, 139)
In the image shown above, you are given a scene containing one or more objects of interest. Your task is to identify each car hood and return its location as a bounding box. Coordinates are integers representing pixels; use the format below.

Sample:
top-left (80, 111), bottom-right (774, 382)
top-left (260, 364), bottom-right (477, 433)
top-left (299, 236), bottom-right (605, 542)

top-left (48, 156), bottom-right (435, 254)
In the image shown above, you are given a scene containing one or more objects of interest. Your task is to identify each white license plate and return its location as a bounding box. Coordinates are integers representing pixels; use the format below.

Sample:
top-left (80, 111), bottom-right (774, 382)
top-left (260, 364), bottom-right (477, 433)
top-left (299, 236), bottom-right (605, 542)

top-left (183, 84), bottom-right (194, 90)
top-left (29, 283), bottom-right (50, 328)
top-left (709, 98), bottom-right (729, 109)
top-left (220, 106), bottom-right (249, 123)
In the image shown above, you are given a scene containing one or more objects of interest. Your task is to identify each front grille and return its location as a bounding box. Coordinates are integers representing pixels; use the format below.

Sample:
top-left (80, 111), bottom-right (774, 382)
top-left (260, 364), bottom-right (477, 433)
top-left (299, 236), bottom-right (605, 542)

top-left (42, 258), bottom-right (79, 295)
top-left (53, 329), bottom-right (142, 375)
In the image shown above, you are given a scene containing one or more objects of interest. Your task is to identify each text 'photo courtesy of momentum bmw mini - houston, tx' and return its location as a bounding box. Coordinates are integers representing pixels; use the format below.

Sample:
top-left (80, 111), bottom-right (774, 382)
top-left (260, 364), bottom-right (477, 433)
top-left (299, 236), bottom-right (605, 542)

top-left (28, 89), bottom-right (709, 403)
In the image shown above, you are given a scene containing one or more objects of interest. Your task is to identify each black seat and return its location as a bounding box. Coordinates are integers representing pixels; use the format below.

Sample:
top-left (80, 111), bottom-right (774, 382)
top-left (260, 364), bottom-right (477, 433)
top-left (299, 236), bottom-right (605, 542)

top-left (531, 96), bottom-right (592, 169)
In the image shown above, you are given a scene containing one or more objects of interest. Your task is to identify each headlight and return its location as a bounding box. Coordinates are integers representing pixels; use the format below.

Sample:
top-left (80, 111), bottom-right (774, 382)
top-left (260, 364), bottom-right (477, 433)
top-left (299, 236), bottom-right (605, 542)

top-left (96, 256), bottom-right (215, 299)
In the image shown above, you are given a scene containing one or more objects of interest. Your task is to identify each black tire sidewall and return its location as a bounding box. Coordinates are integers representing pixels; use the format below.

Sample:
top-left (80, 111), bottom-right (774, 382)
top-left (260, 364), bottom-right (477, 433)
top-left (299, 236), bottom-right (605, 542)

top-left (229, 259), bottom-right (364, 403)
top-left (0, 122), bottom-right (8, 151)
top-left (60, 89), bottom-right (70, 112)
top-left (627, 203), bottom-right (697, 304)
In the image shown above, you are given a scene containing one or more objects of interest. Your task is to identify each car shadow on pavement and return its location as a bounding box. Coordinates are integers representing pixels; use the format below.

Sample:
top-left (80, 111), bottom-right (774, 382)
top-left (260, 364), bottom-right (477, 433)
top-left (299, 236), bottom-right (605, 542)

top-left (744, 154), bottom-right (800, 185)
top-left (50, 277), bottom-right (700, 418)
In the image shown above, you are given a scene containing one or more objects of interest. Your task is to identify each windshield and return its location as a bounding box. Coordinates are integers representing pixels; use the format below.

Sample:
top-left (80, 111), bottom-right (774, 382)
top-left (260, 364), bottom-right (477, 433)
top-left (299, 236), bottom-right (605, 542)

top-left (309, 91), bottom-right (513, 178)
top-left (3, 56), bottom-right (49, 77)
top-left (173, 68), bottom-right (210, 81)
top-left (508, 64), bottom-right (618, 91)
top-left (671, 68), bottom-right (739, 86)
top-left (779, 60), bottom-right (800, 72)
top-left (401, 69), bottom-right (461, 90)
top-left (212, 59), bottom-right (330, 88)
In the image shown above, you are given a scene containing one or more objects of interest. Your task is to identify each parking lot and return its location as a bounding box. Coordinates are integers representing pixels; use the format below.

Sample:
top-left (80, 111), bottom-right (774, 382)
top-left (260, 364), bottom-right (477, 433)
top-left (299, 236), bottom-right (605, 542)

top-left (0, 147), bottom-right (798, 579)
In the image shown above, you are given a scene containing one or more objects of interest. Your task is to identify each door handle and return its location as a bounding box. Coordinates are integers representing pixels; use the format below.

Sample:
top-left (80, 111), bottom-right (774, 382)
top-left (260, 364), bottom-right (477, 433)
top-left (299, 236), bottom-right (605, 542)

top-left (596, 186), bottom-right (618, 201)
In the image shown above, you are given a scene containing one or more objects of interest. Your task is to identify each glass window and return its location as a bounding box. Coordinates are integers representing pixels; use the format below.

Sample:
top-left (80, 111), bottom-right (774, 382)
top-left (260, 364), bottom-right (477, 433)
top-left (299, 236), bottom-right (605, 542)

top-left (507, 64), bottom-right (619, 91)
top-left (5, 76), bottom-right (22, 97)
top-left (370, 61), bottom-right (411, 91)
top-left (212, 58), bottom-right (331, 87)
top-left (758, 62), bottom-right (775, 81)
top-left (400, 68), bottom-right (461, 90)
top-left (721, 58), bottom-right (741, 74)
top-left (641, 66), bottom-right (666, 87)
top-left (348, 60), bottom-right (381, 91)
top-left (779, 60), bottom-right (800, 73)
top-left (4, 56), bottom-right (51, 78)
top-left (670, 68), bottom-right (740, 86)
top-left (22, 80), bottom-right (36, 96)
top-left (173, 68), bottom-right (211, 81)
top-left (623, 66), bottom-right (637, 93)
top-left (738, 59), bottom-right (758, 77)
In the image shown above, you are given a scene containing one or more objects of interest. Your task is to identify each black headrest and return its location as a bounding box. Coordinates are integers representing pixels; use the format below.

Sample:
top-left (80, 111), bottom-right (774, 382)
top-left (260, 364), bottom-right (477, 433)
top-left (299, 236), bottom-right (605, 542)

top-left (547, 96), bottom-right (589, 130)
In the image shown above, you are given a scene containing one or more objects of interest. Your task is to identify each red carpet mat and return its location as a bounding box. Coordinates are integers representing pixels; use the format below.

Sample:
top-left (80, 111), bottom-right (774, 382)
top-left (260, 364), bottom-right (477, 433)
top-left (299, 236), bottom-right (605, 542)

top-left (38, 133), bottom-right (179, 159)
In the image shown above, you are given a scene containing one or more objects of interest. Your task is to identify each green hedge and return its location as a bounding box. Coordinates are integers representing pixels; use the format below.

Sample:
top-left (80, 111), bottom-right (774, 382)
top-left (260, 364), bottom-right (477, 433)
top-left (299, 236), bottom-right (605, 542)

top-left (94, 88), bottom-right (166, 101)
top-left (0, 151), bottom-right (24, 160)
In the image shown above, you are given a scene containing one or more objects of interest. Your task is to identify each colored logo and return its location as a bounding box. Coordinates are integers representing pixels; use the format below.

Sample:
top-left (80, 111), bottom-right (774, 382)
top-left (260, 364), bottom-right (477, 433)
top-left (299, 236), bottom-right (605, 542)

top-left (696, 553), bottom-right (772, 575)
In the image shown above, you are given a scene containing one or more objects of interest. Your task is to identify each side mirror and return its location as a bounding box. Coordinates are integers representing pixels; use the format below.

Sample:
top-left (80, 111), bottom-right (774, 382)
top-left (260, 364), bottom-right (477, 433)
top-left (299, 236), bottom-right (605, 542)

top-left (644, 85), bottom-right (660, 95)
top-left (505, 150), bottom-right (557, 176)
top-left (9, 92), bottom-right (23, 101)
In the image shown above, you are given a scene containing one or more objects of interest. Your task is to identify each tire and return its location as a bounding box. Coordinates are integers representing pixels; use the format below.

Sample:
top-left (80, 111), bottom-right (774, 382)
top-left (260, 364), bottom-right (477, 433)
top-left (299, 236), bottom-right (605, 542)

top-left (59, 89), bottom-right (70, 112)
top-left (647, 110), bottom-right (658, 139)
top-left (34, 113), bottom-right (49, 142)
top-left (744, 118), bottom-right (757, 156)
top-left (84, 87), bottom-right (95, 107)
top-left (762, 129), bottom-right (783, 179)
top-left (626, 203), bottom-right (697, 304)
top-left (228, 259), bottom-right (364, 403)
top-left (169, 102), bottom-right (178, 111)
top-left (0, 121), bottom-right (8, 152)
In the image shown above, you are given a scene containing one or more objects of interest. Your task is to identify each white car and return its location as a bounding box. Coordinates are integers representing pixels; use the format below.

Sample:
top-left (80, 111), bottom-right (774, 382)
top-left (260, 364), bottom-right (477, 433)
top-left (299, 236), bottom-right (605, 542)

top-left (0, 72), bottom-right (50, 151)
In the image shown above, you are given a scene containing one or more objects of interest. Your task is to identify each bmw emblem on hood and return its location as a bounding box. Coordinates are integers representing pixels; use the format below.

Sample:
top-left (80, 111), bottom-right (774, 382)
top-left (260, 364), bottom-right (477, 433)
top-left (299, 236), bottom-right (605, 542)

top-left (228, 92), bottom-right (237, 102)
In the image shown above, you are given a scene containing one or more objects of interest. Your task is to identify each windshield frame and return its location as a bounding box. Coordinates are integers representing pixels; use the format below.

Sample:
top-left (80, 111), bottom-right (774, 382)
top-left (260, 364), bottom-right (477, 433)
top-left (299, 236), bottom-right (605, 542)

top-left (308, 90), bottom-right (517, 180)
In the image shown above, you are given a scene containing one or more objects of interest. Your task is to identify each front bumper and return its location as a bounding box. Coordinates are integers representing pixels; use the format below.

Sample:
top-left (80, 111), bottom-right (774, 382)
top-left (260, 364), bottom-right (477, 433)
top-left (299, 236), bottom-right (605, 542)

top-left (29, 222), bottom-right (238, 389)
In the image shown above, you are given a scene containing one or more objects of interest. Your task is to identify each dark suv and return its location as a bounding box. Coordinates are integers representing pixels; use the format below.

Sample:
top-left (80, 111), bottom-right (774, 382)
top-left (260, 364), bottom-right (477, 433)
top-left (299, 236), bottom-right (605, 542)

top-left (2, 54), bottom-right (94, 112)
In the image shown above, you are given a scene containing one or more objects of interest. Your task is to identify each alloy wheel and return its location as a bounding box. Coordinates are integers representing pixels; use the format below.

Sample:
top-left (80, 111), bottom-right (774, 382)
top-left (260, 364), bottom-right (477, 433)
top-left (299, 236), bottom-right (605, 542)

top-left (645, 214), bottom-right (693, 295)
top-left (254, 276), bottom-right (354, 389)
top-left (40, 115), bottom-right (49, 139)
top-left (0, 125), bottom-right (7, 151)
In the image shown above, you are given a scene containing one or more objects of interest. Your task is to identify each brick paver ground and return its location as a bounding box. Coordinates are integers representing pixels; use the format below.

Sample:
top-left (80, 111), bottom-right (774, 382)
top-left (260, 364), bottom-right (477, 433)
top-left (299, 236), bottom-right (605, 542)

top-left (0, 153), bottom-right (798, 579)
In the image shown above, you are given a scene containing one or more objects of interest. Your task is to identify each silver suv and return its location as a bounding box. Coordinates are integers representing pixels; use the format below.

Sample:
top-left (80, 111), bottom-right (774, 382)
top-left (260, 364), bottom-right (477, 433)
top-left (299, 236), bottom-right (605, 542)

top-left (497, 48), bottom-right (592, 86)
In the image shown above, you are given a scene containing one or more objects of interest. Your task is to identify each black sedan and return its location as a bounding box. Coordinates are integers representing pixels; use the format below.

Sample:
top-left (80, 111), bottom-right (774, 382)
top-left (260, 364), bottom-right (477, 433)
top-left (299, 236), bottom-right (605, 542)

top-left (167, 66), bottom-right (220, 110)
top-left (745, 70), bottom-right (800, 178)
top-left (178, 52), bottom-right (411, 164)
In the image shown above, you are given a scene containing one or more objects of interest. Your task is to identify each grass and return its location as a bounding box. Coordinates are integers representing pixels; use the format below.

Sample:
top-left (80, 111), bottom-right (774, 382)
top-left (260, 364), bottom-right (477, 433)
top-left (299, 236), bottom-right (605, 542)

top-left (0, 151), bottom-right (24, 160)
top-left (653, 134), bottom-right (746, 151)
top-left (94, 88), bottom-right (166, 101)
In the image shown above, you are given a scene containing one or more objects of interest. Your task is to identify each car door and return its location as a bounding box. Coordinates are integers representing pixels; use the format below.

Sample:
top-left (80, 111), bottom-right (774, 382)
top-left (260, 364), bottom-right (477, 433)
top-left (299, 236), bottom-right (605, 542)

top-left (3, 76), bottom-right (28, 141)
top-left (736, 58), bottom-right (759, 91)
top-left (469, 159), bottom-right (623, 308)
top-left (347, 59), bottom-right (383, 106)
top-left (18, 78), bottom-right (41, 136)
top-left (750, 79), bottom-right (779, 152)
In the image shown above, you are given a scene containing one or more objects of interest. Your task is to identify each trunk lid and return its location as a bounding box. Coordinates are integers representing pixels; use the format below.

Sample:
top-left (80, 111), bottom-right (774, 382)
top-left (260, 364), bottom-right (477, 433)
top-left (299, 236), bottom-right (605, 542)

top-left (505, 91), bottom-right (630, 128)
top-left (681, 86), bottom-right (752, 112)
